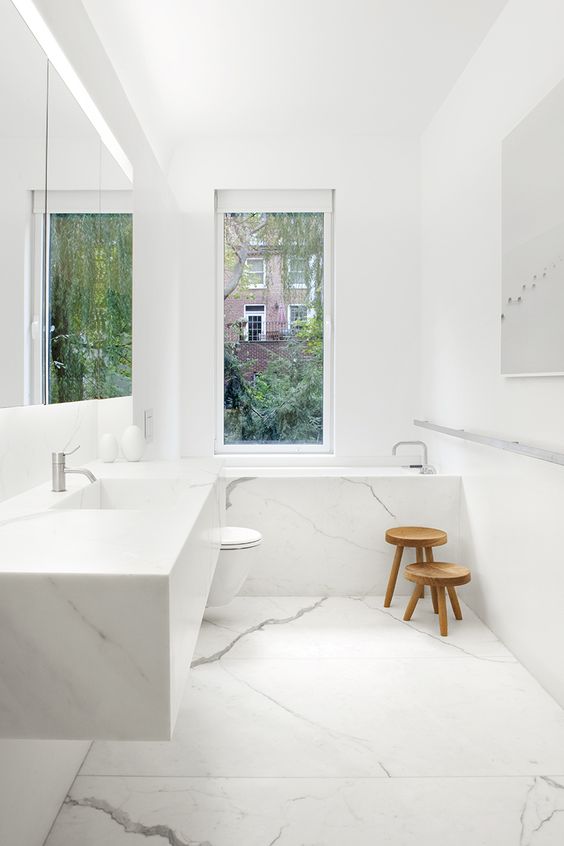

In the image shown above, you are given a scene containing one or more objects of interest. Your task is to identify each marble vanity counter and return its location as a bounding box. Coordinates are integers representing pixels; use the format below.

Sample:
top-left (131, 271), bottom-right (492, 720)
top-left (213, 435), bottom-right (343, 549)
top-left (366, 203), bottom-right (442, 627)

top-left (0, 459), bottom-right (220, 575)
top-left (0, 459), bottom-right (223, 741)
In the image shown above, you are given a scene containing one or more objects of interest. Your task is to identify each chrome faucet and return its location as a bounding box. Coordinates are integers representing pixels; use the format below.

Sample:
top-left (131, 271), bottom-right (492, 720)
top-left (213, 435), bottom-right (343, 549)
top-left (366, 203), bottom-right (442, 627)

top-left (52, 446), bottom-right (97, 492)
top-left (392, 440), bottom-right (436, 474)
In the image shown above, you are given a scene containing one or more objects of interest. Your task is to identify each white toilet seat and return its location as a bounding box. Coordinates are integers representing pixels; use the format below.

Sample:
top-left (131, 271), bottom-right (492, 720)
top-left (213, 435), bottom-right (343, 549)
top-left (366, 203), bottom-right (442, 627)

top-left (207, 526), bottom-right (262, 607)
top-left (220, 526), bottom-right (262, 550)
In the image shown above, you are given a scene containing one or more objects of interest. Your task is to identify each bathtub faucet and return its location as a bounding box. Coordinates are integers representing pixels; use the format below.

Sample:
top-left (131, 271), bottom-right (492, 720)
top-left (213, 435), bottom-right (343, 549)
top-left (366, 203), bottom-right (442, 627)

top-left (392, 440), bottom-right (436, 474)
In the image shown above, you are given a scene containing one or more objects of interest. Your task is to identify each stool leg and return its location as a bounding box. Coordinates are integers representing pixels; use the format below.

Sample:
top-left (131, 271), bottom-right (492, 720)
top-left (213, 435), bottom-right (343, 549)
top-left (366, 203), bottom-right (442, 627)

top-left (437, 585), bottom-right (448, 636)
top-left (426, 548), bottom-right (438, 611)
top-left (447, 586), bottom-right (463, 620)
top-left (415, 547), bottom-right (425, 597)
top-left (403, 583), bottom-right (424, 621)
top-left (384, 546), bottom-right (403, 607)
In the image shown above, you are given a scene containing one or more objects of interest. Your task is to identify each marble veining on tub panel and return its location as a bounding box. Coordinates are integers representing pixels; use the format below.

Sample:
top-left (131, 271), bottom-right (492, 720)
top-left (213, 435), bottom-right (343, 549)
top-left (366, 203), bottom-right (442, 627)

top-left (225, 475), bottom-right (460, 595)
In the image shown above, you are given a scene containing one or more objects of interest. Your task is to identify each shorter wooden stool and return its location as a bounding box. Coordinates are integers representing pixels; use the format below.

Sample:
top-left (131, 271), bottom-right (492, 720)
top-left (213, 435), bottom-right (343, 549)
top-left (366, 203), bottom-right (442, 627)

top-left (384, 526), bottom-right (447, 607)
top-left (403, 562), bottom-right (471, 637)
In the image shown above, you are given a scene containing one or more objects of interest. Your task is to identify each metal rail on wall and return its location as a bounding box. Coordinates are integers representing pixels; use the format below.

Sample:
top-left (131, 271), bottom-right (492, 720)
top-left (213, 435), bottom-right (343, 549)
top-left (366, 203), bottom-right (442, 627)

top-left (414, 419), bottom-right (564, 467)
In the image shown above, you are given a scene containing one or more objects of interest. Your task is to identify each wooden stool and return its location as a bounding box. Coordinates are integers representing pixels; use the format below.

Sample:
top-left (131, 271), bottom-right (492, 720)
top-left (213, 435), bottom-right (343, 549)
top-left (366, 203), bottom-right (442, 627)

top-left (384, 526), bottom-right (447, 607)
top-left (403, 562), bottom-right (471, 636)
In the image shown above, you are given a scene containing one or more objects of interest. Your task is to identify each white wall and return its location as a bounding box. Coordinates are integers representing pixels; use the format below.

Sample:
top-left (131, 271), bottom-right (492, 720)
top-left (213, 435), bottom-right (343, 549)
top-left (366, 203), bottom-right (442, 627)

top-left (0, 0), bottom-right (181, 841)
top-left (169, 134), bottom-right (420, 458)
top-left (0, 145), bottom-right (40, 407)
top-left (421, 0), bottom-right (564, 707)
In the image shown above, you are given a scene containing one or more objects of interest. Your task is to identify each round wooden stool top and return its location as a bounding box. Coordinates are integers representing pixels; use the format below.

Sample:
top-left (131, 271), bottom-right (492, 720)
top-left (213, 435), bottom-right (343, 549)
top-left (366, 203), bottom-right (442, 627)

top-left (405, 562), bottom-right (471, 587)
top-left (385, 526), bottom-right (447, 548)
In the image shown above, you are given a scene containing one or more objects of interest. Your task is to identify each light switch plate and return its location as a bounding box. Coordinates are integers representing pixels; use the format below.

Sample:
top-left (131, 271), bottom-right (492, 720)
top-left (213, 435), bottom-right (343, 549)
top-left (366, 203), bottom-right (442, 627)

top-left (143, 408), bottom-right (154, 442)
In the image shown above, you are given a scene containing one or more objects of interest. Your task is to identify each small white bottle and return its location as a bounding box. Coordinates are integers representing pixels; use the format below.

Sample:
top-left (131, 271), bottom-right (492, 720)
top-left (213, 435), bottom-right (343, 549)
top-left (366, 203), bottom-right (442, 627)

top-left (121, 425), bottom-right (145, 462)
top-left (99, 433), bottom-right (119, 463)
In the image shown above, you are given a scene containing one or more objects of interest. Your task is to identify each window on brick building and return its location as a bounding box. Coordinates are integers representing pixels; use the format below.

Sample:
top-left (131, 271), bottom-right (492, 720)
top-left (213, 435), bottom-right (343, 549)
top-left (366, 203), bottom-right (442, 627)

top-left (288, 257), bottom-right (308, 288)
top-left (217, 189), bottom-right (333, 452)
top-left (246, 258), bottom-right (266, 288)
top-left (288, 304), bottom-right (308, 331)
top-left (244, 304), bottom-right (265, 340)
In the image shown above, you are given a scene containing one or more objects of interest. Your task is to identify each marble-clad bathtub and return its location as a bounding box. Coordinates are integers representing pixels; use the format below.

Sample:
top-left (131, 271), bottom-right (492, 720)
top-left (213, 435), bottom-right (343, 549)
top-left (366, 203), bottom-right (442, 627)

top-left (225, 470), bottom-right (461, 595)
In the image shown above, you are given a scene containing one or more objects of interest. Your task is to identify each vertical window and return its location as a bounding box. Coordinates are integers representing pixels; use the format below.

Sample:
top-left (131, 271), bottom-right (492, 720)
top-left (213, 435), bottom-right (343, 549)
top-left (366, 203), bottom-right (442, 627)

top-left (47, 213), bottom-right (132, 403)
top-left (32, 191), bottom-right (133, 404)
top-left (288, 304), bottom-right (308, 331)
top-left (245, 258), bottom-right (266, 288)
top-left (244, 304), bottom-right (265, 340)
top-left (288, 257), bottom-right (308, 288)
top-left (217, 189), bottom-right (333, 452)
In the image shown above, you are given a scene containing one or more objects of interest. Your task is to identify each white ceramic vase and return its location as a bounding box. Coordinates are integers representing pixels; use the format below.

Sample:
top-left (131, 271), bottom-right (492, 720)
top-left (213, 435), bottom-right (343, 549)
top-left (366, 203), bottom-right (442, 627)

top-left (98, 433), bottom-right (119, 463)
top-left (121, 425), bottom-right (145, 462)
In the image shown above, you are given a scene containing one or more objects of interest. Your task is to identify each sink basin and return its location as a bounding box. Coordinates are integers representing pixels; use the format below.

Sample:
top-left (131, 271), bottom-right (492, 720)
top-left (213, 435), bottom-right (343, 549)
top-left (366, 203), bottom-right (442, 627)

top-left (52, 478), bottom-right (196, 510)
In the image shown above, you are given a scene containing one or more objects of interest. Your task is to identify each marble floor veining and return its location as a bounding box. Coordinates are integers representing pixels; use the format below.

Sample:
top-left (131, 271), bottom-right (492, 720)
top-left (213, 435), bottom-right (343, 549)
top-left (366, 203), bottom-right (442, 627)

top-left (45, 596), bottom-right (564, 845)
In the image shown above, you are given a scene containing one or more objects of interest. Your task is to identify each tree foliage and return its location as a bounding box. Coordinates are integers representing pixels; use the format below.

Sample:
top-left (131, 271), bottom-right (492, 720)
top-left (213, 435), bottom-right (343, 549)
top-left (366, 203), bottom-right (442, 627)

top-left (49, 213), bottom-right (132, 404)
top-left (224, 316), bottom-right (323, 444)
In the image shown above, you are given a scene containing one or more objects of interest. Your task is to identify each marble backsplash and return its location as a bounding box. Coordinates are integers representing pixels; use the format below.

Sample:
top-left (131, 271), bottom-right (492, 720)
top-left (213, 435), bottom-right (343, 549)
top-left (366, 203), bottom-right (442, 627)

top-left (0, 396), bottom-right (132, 503)
top-left (226, 474), bottom-right (461, 595)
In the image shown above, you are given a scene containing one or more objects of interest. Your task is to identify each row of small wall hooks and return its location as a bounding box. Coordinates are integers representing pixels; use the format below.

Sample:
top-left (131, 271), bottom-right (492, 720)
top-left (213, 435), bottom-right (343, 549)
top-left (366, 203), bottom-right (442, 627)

top-left (501, 255), bottom-right (564, 320)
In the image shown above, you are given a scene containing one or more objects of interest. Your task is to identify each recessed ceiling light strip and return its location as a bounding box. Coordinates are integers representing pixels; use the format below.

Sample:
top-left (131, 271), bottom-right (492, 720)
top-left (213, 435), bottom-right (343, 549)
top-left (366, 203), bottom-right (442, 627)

top-left (10, 0), bottom-right (133, 181)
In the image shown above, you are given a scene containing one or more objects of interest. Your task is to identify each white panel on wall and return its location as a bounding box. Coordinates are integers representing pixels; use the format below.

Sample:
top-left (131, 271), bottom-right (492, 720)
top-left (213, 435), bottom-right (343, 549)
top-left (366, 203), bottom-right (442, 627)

top-left (502, 76), bottom-right (564, 375)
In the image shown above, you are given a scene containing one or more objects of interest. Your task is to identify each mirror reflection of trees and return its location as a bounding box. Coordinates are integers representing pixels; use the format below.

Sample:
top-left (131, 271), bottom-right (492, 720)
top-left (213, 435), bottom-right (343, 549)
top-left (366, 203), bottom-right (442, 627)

top-left (49, 213), bottom-right (132, 403)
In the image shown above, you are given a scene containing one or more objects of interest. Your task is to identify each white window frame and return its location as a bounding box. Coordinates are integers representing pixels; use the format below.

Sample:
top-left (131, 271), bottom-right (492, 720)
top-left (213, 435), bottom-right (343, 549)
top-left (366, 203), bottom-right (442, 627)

top-left (246, 257), bottom-right (266, 289)
top-left (216, 189), bottom-right (334, 454)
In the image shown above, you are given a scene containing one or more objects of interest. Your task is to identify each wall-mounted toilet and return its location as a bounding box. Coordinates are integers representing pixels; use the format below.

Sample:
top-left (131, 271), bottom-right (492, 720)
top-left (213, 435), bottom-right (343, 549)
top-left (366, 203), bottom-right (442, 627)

top-left (206, 526), bottom-right (262, 607)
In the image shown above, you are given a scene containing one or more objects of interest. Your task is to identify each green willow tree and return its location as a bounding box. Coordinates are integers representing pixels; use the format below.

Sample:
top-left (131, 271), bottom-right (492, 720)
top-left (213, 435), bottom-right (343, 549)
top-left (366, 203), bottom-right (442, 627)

top-left (49, 213), bottom-right (133, 404)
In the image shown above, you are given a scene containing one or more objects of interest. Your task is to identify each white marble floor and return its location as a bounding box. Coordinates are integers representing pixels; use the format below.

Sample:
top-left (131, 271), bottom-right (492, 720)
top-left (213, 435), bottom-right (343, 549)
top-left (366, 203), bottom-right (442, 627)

top-left (45, 596), bottom-right (564, 845)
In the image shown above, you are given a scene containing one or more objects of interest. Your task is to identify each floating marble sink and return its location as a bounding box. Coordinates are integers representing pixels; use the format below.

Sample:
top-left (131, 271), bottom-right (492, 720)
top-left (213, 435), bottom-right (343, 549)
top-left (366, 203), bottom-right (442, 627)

top-left (0, 460), bottom-right (222, 741)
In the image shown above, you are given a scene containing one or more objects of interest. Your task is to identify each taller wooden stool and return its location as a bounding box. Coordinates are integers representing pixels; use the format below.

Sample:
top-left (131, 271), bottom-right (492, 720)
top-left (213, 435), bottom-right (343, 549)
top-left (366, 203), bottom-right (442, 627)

top-left (384, 526), bottom-right (447, 607)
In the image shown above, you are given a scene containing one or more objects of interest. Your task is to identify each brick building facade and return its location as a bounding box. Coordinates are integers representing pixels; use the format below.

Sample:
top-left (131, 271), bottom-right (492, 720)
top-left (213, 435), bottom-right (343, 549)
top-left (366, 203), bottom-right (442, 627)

top-left (224, 252), bottom-right (311, 377)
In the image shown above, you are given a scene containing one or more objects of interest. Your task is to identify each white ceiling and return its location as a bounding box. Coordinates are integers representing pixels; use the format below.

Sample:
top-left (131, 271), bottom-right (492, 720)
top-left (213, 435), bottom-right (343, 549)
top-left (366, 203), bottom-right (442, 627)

top-left (82, 0), bottom-right (508, 165)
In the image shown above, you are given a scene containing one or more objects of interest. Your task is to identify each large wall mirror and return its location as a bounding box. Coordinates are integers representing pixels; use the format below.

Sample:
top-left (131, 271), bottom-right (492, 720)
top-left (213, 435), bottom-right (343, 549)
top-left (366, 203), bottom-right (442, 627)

top-left (502, 78), bottom-right (564, 376)
top-left (0, 0), bottom-right (133, 409)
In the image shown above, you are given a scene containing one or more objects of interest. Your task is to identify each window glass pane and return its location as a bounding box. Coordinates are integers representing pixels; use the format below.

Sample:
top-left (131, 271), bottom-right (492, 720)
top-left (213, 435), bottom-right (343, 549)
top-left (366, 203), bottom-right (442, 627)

top-left (246, 257), bottom-right (265, 286)
top-left (289, 304), bottom-right (308, 327)
top-left (48, 213), bottom-right (132, 403)
top-left (223, 211), bottom-right (324, 445)
top-left (288, 257), bottom-right (308, 287)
